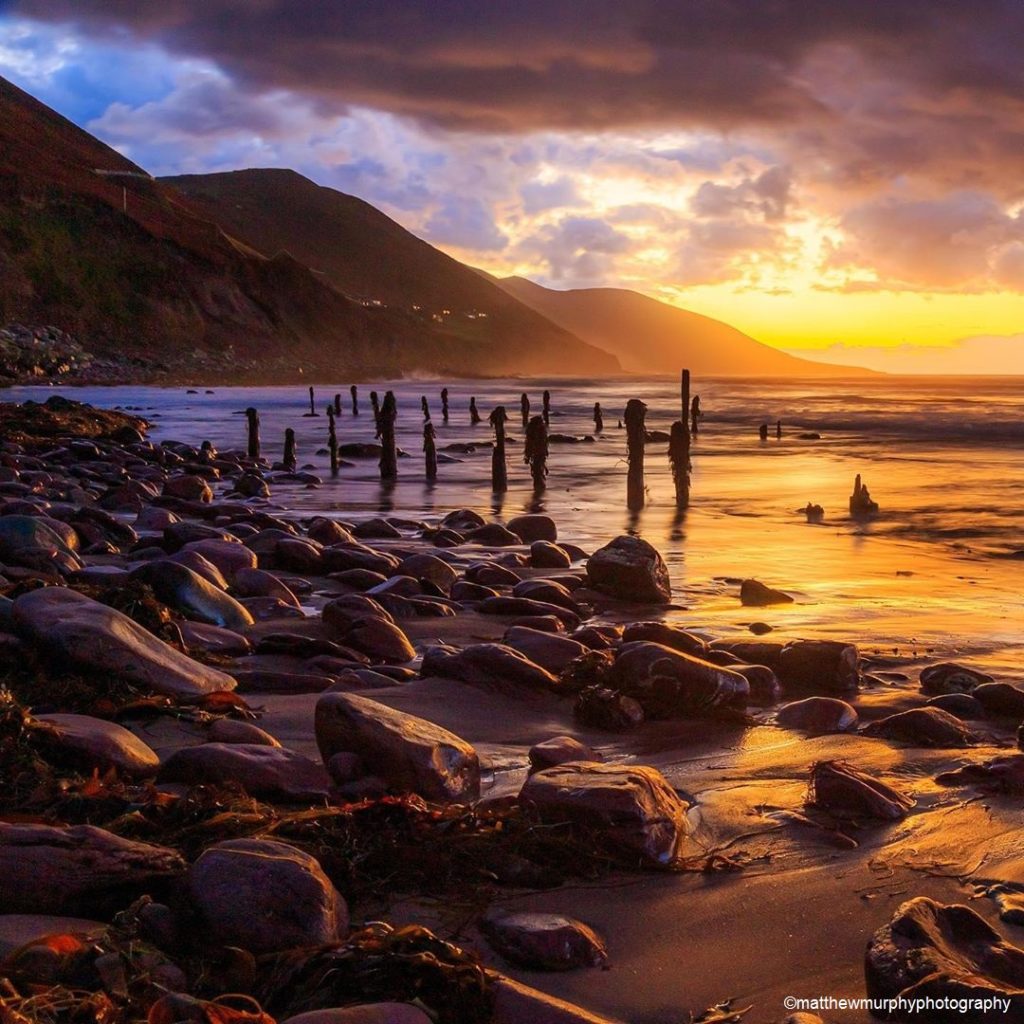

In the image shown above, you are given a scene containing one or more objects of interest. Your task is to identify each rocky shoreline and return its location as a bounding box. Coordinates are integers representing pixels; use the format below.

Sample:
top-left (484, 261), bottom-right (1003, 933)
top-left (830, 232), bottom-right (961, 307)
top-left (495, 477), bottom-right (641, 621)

top-left (2, 398), bottom-right (1024, 1024)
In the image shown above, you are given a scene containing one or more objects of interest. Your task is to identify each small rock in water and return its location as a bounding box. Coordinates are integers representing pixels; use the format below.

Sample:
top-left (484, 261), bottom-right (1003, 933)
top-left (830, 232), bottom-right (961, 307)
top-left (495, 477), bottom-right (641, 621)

top-left (528, 735), bottom-right (601, 774)
top-left (480, 909), bottom-right (609, 970)
top-left (863, 706), bottom-right (977, 748)
top-left (920, 662), bottom-right (993, 695)
top-left (740, 579), bottom-right (794, 606)
top-left (925, 692), bottom-right (985, 720)
top-left (585, 535), bottom-right (671, 604)
top-left (973, 681), bottom-right (1024, 716)
top-left (777, 696), bottom-right (859, 734)
top-left (574, 686), bottom-right (645, 731)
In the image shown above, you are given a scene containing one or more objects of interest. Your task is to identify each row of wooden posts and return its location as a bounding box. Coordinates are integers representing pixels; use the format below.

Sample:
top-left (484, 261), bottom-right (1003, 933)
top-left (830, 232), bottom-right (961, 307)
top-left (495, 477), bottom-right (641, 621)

top-left (244, 372), bottom-right (699, 509)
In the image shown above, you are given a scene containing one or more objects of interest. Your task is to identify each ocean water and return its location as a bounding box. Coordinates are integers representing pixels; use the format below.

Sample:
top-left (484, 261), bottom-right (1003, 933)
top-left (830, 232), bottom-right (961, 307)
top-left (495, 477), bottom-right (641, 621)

top-left (10, 375), bottom-right (1024, 669)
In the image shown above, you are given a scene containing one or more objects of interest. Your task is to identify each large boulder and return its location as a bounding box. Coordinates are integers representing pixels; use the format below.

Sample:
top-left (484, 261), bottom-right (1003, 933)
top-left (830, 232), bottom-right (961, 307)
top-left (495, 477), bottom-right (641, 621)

top-left (0, 823), bottom-right (184, 916)
top-left (0, 514), bottom-right (81, 574)
top-left (865, 897), bottom-right (1024, 1022)
top-left (315, 692), bottom-right (480, 803)
top-left (421, 642), bottom-right (557, 691)
top-left (189, 839), bottom-right (347, 954)
top-left (12, 587), bottom-right (236, 699)
top-left (36, 713), bottom-right (160, 777)
top-left (585, 536), bottom-right (670, 604)
top-left (158, 743), bottom-right (331, 801)
top-left (130, 561), bottom-right (254, 631)
top-left (519, 762), bottom-right (693, 868)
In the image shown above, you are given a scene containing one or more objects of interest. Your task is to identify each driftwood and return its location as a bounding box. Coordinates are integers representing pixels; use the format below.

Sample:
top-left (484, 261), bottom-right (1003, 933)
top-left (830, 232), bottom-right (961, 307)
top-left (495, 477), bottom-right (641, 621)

top-left (441, 387), bottom-right (449, 423)
top-left (470, 397), bottom-right (481, 425)
top-left (593, 402), bottom-right (603, 434)
top-left (350, 384), bottom-right (358, 416)
top-left (542, 390), bottom-right (551, 426)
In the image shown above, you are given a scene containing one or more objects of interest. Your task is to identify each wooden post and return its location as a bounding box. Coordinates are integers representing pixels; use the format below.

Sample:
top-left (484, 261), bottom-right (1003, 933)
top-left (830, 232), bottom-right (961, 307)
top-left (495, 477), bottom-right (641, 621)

top-left (334, 393), bottom-right (342, 416)
top-left (690, 394), bottom-right (700, 436)
top-left (490, 406), bottom-right (508, 492)
top-left (593, 402), bottom-right (603, 435)
top-left (470, 397), bottom-right (481, 424)
top-left (424, 421), bottom-right (437, 480)
top-left (759, 423), bottom-right (769, 441)
top-left (350, 385), bottom-right (358, 416)
top-left (245, 407), bottom-right (260, 460)
top-left (379, 391), bottom-right (398, 480)
top-left (327, 408), bottom-right (339, 477)
top-left (283, 427), bottom-right (296, 472)
top-left (521, 392), bottom-right (530, 428)
top-left (669, 420), bottom-right (690, 508)
top-left (681, 369), bottom-right (690, 423)
top-left (624, 398), bottom-right (647, 511)
top-left (542, 389), bottom-right (551, 426)
top-left (370, 391), bottom-right (381, 438)
top-left (421, 395), bottom-right (430, 421)
top-left (441, 388), bottom-right (449, 423)
top-left (776, 419), bottom-right (782, 439)
top-left (308, 386), bottom-right (318, 416)
top-left (524, 414), bottom-right (548, 490)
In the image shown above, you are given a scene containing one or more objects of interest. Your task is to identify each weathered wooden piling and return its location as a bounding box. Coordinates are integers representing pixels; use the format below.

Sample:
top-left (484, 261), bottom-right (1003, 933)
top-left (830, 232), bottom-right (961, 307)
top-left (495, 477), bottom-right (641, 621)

top-left (542, 389), bottom-right (551, 426)
top-left (759, 423), bottom-right (769, 441)
top-left (424, 421), bottom-right (437, 480)
top-left (521, 392), bottom-right (530, 428)
top-left (470, 397), bottom-right (481, 424)
top-left (307, 386), bottom-right (318, 416)
top-left (490, 405), bottom-right (508, 492)
top-left (283, 427), bottom-right (297, 472)
top-left (421, 395), bottom-right (430, 421)
top-left (593, 402), bottom-right (603, 434)
top-left (350, 385), bottom-right (359, 416)
top-left (669, 420), bottom-right (690, 508)
top-left (334, 393), bottom-right (342, 416)
top-left (776, 419), bottom-right (782, 439)
top-left (681, 370), bottom-right (690, 423)
top-left (327, 408), bottom-right (339, 477)
top-left (524, 414), bottom-right (548, 490)
top-left (370, 391), bottom-right (381, 438)
top-left (624, 398), bottom-right (647, 510)
top-left (441, 388), bottom-right (449, 423)
top-left (379, 391), bottom-right (398, 480)
top-left (690, 394), bottom-right (701, 436)
top-left (245, 407), bottom-right (260, 460)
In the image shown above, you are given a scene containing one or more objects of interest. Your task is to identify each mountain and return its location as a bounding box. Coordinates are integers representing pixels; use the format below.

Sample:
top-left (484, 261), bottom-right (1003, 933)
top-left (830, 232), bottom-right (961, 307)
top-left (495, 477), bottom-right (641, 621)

top-left (160, 168), bottom-right (620, 375)
top-left (0, 75), bottom-right (617, 382)
top-left (496, 277), bottom-right (871, 376)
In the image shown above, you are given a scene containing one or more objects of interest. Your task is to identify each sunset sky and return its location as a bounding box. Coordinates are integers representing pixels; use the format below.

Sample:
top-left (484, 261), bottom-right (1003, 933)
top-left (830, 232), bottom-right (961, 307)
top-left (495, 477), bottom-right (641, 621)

top-left (3, 1), bottom-right (1024, 371)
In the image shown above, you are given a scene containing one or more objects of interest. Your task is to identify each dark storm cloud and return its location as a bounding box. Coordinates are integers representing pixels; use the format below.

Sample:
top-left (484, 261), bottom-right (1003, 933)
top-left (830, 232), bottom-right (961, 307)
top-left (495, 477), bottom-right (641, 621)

top-left (13, 0), bottom-right (1024, 137)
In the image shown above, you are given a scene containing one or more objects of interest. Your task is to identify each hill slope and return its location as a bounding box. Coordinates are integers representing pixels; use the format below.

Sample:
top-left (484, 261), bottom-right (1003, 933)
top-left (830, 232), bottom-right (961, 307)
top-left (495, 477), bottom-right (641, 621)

top-left (0, 75), bottom-right (616, 381)
top-left (161, 169), bottom-right (619, 375)
top-left (497, 277), bottom-right (870, 377)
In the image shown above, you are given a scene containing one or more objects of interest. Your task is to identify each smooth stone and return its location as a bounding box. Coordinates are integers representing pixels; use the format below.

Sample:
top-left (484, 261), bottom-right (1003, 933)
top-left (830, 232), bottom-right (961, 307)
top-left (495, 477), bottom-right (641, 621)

top-left (507, 514), bottom-right (557, 543)
top-left (12, 587), bottom-right (236, 698)
top-left (181, 538), bottom-right (258, 580)
top-left (323, 594), bottom-right (395, 632)
top-left (585, 535), bottom-right (670, 604)
top-left (328, 568), bottom-right (389, 592)
top-left (315, 691), bottom-right (480, 803)
top-left (777, 696), bottom-right (859, 734)
top-left (322, 543), bottom-right (401, 576)
top-left (863, 707), bottom-right (977, 747)
top-left (479, 596), bottom-right (580, 628)
top-left (308, 518), bottom-right (356, 546)
top-left (481, 909), bottom-right (608, 970)
top-left (394, 553), bottom-right (458, 593)
top-left (36, 713), bottom-right (160, 777)
top-left (165, 549), bottom-right (230, 589)
top-left (529, 736), bottom-right (602, 774)
top-left (208, 718), bottom-right (281, 747)
top-left (179, 621), bottom-right (252, 657)
top-left (230, 670), bottom-right (335, 694)
top-left (519, 762), bottom-right (693, 868)
top-left (240, 595), bottom-right (307, 620)
top-left (926, 693), bottom-right (986, 719)
top-left (334, 616), bottom-right (416, 663)
top-left (353, 517), bottom-right (401, 539)
top-left (973, 681), bottom-right (1024, 716)
top-left (232, 567), bottom-right (301, 606)
top-left (620, 621), bottom-right (706, 655)
top-left (920, 662), bottom-right (994, 695)
top-left (451, 580), bottom-right (499, 602)
top-left (732, 663), bottom-right (782, 703)
top-left (530, 541), bottom-right (571, 569)
top-left (158, 743), bottom-right (331, 801)
top-left (422, 642), bottom-right (557, 691)
top-left (806, 759), bottom-right (914, 820)
top-left (503, 626), bottom-right (589, 674)
top-left (162, 474), bottom-right (212, 503)
top-left (739, 578), bottom-right (794, 606)
top-left (135, 507), bottom-right (180, 531)
top-left (777, 639), bottom-right (861, 693)
top-left (0, 514), bottom-right (81, 573)
top-left (131, 560), bottom-right (254, 631)
top-left (189, 839), bottom-right (347, 954)
top-left (466, 523), bottom-right (521, 546)
top-left (441, 508), bottom-right (485, 530)
top-left (0, 823), bottom-right (184, 916)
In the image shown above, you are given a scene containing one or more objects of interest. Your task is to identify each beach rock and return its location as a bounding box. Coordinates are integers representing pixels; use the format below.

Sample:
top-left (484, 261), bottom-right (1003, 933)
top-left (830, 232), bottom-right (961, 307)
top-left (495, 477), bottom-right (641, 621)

top-left (574, 686), bottom-right (644, 732)
top-left (481, 909), bottom-right (608, 970)
top-left (926, 693), bottom-right (985, 720)
top-left (863, 707), bottom-right (977, 748)
top-left (36, 713), bottom-right (160, 777)
top-left (466, 523), bottom-right (520, 546)
top-left (0, 823), bottom-right (184, 916)
top-left (777, 639), bottom-right (860, 693)
top-left (479, 596), bottom-right (580, 629)
top-left (442, 508), bottom-right (486, 531)
top-left (353, 517), bottom-right (401, 539)
top-left (421, 642), bottom-right (557, 691)
top-left (231, 669), bottom-right (335, 694)
top-left (465, 561), bottom-right (521, 586)
top-left (920, 662), bottom-right (994, 695)
top-left (519, 762), bottom-right (693, 868)
top-left (135, 507), bottom-right (179, 532)
top-left (508, 514), bottom-right (557, 543)
top-left (181, 538), bottom-right (257, 581)
top-left (329, 568), bottom-right (389, 592)
top-left (130, 561), bottom-right (254, 630)
top-left (162, 474), bottom-right (212, 503)
top-left (394, 553), bottom-right (457, 593)
top-left (322, 543), bottom-right (400, 576)
top-left (315, 692), bottom-right (480, 802)
top-left (323, 594), bottom-right (395, 630)
top-left (450, 581), bottom-right (499, 602)
top-left (936, 754), bottom-right (1024, 792)
top-left (621, 621), bottom-right (706, 655)
top-left (973, 682), bottom-right (1024, 716)
top-left (490, 975), bottom-right (620, 1024)
top-left (529, 736), bottom-right (602, 774)
top-left (240, 595), bottom-right (306, 620)
top-left (512, 578), bottom-right (579, 610)
top-left (208, 718), bottom-right (281, 747)
top-left (231, 567), bottom-right (300, 606)
top-left (586, 536), bottom-right (671, 604)
top-left (559, 649), bottom-right (616, 693)
top-left (334, 617), bottom-right (416, 663)
top-left (165, 549), bottom-right (230, 589)
top-left (189, 839), bottom-right (347, 954)
top-left (308, 518), bottom-right (355, 546)
top-left (281, 1007), bottom-right (432, 1024)
top-left (732, 663), bottom-right (782, 703)
top-left (610, 641), bottom-right (749, 717)
top-left (865, 897), bottom-right (1024, 1020)
top-left (571, 625), bottom-right (623, 650)
top-left (503, 626), bottom-right (589, 674)
top-left (777, 696), bottom-right (859, 734)
top-left (276, 538), bottom-right (325, 574)
top-left (531, 541), bottom-right (571, 569)
top-left (158, 743), bottom-right (331, 801)
top-left (807, 759), bottom-right (914, 820)
top-left (0, 514), bottom-right (80, 573)
top-left (740, 579), bottom-right (794, 606)
top-left (12, 587), bottom-right (236, 698)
